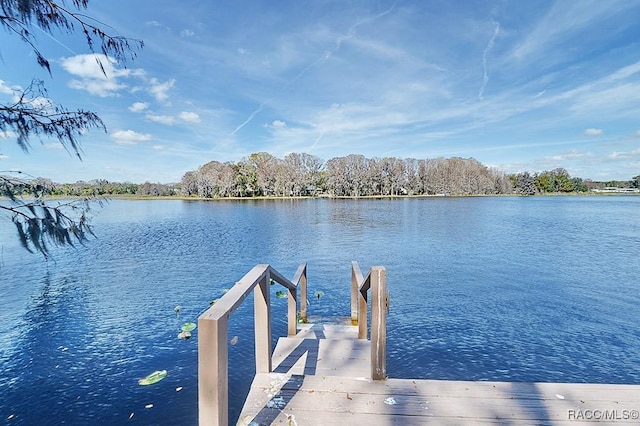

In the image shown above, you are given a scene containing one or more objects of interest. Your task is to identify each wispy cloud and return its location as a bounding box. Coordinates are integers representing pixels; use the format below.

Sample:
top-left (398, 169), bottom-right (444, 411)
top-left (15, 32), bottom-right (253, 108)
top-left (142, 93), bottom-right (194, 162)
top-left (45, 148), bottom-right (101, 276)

top-left (270, 120), bottom-right (286, 128)
top-left (0, 80), bottom-right (14, 95)
top-left (608, 149), bottom-right (640, 160)
top-left (179, 111), bottom-right (201, 123)
top-left (43, 142), bottom-right (64, 150)
top-left (129, 102), bottom-right (149, 112)
top-left (584, 128), bottom-right (603, 136)
top-left (230, 2), bottom-right (398, 135)
top-left (0, 130), bottom-right (17, 140)
top-left (548, 149), bottom-right (594, 161)
top-left (110, 130), bottom-right (153, 145)
top-left (508, 1), bottom-right (635, 66)
top-left (146, 114), bottom-right (176, 125)
top-left (148, 78), bottom-right (175, 103)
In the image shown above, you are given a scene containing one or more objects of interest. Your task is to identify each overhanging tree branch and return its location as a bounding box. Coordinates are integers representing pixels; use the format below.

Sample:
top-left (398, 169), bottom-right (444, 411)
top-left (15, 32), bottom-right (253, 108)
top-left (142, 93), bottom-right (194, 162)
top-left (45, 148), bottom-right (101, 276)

top-left (1, 80), bottom-right (105, 157)
top-left (0, 0), bottom-right (143, 256)
top-left (1, 174), bottom-right (100, 256)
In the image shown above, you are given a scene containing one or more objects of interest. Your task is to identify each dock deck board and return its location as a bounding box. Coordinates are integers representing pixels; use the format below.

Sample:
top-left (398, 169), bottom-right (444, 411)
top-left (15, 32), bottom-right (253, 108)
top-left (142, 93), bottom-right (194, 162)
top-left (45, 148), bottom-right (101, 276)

top-left (238, 324), bottom-right (640, 425)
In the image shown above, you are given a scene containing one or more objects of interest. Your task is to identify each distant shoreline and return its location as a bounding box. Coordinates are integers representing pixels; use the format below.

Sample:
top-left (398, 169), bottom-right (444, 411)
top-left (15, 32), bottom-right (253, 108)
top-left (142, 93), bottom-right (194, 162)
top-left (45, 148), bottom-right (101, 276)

top-left (3, 192), bottom-right (638, 203)
top-left (90, 192), bottom-right (640, 201)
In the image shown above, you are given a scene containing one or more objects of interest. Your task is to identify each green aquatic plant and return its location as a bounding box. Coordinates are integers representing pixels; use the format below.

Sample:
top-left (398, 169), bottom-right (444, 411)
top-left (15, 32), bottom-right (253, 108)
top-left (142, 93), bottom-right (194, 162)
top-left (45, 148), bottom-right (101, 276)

top-left (181, 322), bottom-right (197, 332)
top-left (138, 370), bottom-right (167, 385)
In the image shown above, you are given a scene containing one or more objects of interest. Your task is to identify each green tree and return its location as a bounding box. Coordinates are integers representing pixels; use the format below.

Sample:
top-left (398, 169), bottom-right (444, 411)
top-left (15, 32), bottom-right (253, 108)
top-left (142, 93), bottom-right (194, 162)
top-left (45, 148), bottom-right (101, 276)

top-left (552, 168), bottom-right (574, 192)
top-left (534, 172), bottom-right (554, 193)
top-left (1, 0), bottom-right (142, 255)
top-left (632, 175), bottom-right (640, 189)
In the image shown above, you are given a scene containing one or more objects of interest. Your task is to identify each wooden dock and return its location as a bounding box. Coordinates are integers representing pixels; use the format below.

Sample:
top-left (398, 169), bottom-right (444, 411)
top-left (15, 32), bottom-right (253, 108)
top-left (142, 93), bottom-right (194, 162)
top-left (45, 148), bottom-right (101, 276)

top-left (198, 262), bottom-right (640, 425)
top-left (237, 323), bottom-right (640, 425)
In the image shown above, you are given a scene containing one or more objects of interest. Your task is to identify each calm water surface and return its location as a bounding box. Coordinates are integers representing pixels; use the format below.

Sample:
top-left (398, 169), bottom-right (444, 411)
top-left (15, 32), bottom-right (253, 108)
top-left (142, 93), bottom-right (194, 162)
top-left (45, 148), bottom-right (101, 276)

top-left (1, 197), bottom-right (639, 424)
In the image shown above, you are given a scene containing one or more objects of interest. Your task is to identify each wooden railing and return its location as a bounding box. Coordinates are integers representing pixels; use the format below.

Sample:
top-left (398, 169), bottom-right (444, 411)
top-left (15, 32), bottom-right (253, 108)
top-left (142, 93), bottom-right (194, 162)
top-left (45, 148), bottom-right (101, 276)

top-left (198, 261), bottom-right (386, 425)
top-left (351, 261), bottom-right (388, 381)
top-left (198, 263), bottom-right (307, 426)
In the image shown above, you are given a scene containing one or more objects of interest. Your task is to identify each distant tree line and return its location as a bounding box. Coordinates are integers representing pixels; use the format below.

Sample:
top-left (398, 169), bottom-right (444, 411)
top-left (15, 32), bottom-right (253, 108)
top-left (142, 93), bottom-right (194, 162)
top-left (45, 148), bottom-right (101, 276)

top-left (181, 153), bottom-right (513, 197)
top-left (27, 178), bottom-right (179, 197)
top-left (511, 169), bottom-right (640, 195)
top-left (6, 155), bottom-right (638, 200)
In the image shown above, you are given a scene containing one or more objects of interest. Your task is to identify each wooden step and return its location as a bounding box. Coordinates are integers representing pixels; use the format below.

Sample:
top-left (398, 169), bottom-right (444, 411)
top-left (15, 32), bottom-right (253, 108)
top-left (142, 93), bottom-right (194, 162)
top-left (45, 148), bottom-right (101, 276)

top-left (239, 374), bottom-right (640, 425)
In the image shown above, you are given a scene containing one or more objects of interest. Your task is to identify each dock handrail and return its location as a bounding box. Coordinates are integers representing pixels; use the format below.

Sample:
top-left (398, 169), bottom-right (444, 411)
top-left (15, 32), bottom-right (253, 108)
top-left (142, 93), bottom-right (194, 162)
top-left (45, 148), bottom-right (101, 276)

top-left (198, 262), bottom-right (307, 426)
top-left (351, 261), bottom-right (388, 380)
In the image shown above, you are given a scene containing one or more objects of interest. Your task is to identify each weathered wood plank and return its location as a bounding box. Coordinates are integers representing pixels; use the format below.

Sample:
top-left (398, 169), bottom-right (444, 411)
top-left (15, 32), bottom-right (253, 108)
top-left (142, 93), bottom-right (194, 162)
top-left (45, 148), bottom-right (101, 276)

top-left (240, 373), bottom-right (640, 425)
top-left (200, 264), bottom-right (269, 322)
top-left (370, 266), bottom-right (387, 380)
top-left (198, 316), bottom-right (228, 426)
top-left (271, 329), bottom-right (371, 379)
top-left (350, 261), bottom-right (361, 324)
top-left (254, 271), bottom-right (272, 374)
top-left (255, 374), bottom-right (640, 402)
top-left (294, 323), bottom-right (360, 340)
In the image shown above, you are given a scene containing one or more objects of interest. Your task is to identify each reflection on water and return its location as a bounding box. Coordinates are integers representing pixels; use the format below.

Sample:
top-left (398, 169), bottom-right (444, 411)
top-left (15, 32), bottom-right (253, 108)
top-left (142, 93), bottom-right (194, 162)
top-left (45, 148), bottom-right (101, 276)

top-left (1, 196), bottom-right (639, 424)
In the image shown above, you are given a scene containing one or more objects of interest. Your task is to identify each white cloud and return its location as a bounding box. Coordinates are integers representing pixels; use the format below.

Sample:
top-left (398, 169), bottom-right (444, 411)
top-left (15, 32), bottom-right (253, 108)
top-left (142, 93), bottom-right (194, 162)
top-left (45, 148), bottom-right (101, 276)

top-left (179, 111), bottom-right (201, 123)
top-left (635, 130), bottom-right (640, 137)
top-left (146, 114), bottom-right (176, 125)
top-left (44, 142), bottom-right (64, 150)
top-left (0, 154), bottom-right (8, 159)
top-left (110, 130), bottom-right (153, 145)
top-left (61, 54), bottom-right (144, 97)
top-left (608, 149), bottom-right (640, 159)
top-left (1, 130), bottom-right (17, 139)
top-left (272, 120), bottom-right (287, 128)
top-left (0, 80), bottom-right (14, 95)
top-left (149, 78), bottom-right (175, 102)
top-left (549, 149), bottom-right (593, 161)
top-left (180, 29), bottom-right (195, 37)
top-left (129, 102), bottom-right (149, 113)
top-left (584, 128), bottom-right (603, 136)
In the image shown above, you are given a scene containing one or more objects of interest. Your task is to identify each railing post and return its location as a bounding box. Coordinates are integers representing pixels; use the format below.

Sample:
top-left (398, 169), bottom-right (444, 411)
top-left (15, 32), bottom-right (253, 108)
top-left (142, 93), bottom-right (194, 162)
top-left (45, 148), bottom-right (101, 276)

top-left (351, 262), bottom-right (359, 325)
top-left (370, 266), bottom-right (387, 380)
top-left (300, 265), bottom-right (307, 323)
top-left (254, 269), bottom-right (272, 373)
top-left (287, 270), bottom-right (298, 337)
top-left (358, 285), bottom-right (368, 339)
top-left (198, 315), bottom-right (228, 426)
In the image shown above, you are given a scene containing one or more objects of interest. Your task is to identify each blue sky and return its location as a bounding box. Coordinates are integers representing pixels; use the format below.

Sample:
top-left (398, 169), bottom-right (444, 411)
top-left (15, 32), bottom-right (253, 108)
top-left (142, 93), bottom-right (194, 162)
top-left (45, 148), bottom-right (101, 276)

top-left (1, 0), bottom-right (639, 183)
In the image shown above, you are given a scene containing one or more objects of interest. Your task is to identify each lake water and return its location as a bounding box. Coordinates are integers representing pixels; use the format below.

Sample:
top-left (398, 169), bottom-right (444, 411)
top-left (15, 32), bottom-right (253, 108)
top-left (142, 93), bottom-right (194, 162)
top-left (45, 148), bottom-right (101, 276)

top-left (1, 196), bottom-right (639, 424)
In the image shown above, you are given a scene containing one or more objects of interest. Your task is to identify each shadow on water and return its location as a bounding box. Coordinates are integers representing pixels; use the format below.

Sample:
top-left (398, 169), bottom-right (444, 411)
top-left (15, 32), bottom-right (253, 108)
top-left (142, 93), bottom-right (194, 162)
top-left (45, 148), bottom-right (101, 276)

top-left (2, 271), bottom-right (95, 425)
top-left (1, 269), bottom-right (201, 426)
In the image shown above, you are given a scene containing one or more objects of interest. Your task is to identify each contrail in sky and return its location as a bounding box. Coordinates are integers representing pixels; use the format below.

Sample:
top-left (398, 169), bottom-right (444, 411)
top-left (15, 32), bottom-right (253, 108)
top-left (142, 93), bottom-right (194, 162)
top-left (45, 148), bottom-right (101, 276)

top-left (479, 22), bottom-right (500, 100)
top-left (231, 103), bottom-right (265, 135)
top-left (231, 2), bottom-right (397, 136)
top-left (307, 130), bottom-right (326, 153)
